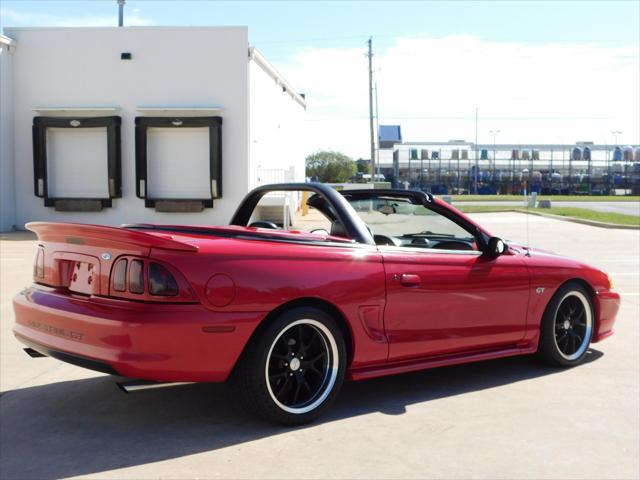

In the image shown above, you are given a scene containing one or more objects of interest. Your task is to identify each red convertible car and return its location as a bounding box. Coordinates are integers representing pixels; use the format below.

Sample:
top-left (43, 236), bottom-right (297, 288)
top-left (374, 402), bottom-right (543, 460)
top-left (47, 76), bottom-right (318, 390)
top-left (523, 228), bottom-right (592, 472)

top-left (13, 183), bottom-right (620, 424)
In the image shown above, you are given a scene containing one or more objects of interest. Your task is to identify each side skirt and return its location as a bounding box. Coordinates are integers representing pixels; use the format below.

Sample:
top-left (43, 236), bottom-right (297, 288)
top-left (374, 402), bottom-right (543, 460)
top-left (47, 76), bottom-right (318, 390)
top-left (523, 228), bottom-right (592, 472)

top-left (346, 344), bottom-right (536, 381)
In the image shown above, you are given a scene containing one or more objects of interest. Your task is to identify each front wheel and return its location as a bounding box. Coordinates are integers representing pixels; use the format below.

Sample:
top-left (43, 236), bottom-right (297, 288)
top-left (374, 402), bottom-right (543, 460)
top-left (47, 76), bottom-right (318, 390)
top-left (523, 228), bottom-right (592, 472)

top-left (537, 282), bottom-right (594, 367)
top-left (231, 307), bottom-right (346, 425)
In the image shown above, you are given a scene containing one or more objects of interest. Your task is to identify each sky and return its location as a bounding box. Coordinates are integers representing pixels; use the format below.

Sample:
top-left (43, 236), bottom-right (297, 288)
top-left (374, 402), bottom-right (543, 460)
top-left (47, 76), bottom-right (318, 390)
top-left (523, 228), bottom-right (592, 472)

top-left (2, 0), bottom-right (639, 159)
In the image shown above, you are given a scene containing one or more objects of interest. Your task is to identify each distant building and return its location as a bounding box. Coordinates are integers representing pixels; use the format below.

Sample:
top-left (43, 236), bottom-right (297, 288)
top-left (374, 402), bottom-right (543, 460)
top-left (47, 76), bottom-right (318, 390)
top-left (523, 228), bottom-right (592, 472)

top-left (378, 125), bottom-right (402, 149)
top-left (0, 27), bottom-right (306, 232)
top-left (377, 134), bottom-right (640, 195)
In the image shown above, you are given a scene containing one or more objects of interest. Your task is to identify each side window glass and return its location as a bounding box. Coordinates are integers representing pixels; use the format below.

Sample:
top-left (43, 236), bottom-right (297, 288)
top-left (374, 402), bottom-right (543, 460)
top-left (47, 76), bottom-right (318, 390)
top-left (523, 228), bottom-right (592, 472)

top-left (348, 197), bottom-right (479, 251)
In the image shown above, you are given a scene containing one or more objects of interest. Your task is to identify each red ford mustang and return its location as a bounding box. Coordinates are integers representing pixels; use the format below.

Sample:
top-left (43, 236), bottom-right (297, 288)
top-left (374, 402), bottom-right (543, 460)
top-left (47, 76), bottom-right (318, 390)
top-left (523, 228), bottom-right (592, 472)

top-left (13, 184), bottom-right (620, 424)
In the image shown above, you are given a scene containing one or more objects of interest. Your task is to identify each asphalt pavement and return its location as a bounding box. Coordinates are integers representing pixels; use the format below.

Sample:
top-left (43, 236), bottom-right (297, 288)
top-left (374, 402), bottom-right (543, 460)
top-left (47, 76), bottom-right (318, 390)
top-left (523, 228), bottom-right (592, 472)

top-left (0, 215), bottom-right (638, 479)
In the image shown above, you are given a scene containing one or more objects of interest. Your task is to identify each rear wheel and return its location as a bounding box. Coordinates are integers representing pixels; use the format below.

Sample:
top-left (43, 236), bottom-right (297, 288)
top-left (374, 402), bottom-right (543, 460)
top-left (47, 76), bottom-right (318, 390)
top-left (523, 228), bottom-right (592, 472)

top-left (231, 307), bottom-right (346, 425)
top-left (538, 282), bottom-right (594, 367)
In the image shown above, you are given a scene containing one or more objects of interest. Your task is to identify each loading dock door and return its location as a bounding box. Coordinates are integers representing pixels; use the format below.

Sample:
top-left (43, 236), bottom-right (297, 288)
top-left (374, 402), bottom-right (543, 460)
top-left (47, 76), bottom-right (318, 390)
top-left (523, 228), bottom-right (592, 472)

top-left (146, 127), bottom-right (211, 199)
top-left (46, 127), bottom-right (109, 198)
top-left (135, 116), bottom-right (222, 211)
top-left (32, 116), bottom-right (122, 210)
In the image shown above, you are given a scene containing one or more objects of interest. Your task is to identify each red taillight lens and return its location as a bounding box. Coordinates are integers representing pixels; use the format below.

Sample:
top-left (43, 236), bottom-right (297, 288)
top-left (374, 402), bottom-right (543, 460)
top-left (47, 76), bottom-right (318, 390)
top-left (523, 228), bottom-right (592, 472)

top-left (112, 259), bottom-right (127, 292)
top-left (34, 247), bottom-right (44, 279)
top-left (148, 262), bottom-right (178, 296)
top-left (128, 260), bottom-right (144, 294)
top-left (108, 256), bottom-right (195, 303)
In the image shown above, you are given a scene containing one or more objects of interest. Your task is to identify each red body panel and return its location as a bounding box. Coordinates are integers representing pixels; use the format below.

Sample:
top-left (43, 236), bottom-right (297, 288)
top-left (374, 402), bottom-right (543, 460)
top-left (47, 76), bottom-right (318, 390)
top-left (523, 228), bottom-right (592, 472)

top-left (13, 214), bottom-right (620, 383)
top-left (382, 248), bottom-right (530, 360)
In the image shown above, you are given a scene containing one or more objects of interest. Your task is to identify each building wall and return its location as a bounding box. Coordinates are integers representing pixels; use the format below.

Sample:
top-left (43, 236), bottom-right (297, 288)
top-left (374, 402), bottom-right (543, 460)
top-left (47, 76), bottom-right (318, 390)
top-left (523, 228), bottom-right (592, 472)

top-left (249, 57), bottom-right (305, 189)
top-left (0, 39), bottom-right (16, 231)
top-left (4, 26), bottom-right (251, 229)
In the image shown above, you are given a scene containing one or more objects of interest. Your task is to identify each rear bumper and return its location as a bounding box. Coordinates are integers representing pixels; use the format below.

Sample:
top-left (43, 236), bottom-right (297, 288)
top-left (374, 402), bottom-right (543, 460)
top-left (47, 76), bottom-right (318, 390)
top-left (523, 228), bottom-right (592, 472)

top-left (13, 286), bottom-right (267, 382)
top-left (593, 290), bottom-right (620, 343)
top-left (16, 334), bottom-right (119, 375)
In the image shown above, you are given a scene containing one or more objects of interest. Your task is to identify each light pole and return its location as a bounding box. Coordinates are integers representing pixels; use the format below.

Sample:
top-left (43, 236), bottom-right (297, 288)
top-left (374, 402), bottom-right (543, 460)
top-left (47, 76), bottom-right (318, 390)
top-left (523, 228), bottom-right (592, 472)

top-left (489, 129), bottom-right (500, 190)
top-left (611, 130), bottom-right (622, 146)
top-left (474, 107), bottom-right (479, 194)
top-left (558, 136), bottom-right (566, 194)
top-left (610, 131), bottom-right (622, 193)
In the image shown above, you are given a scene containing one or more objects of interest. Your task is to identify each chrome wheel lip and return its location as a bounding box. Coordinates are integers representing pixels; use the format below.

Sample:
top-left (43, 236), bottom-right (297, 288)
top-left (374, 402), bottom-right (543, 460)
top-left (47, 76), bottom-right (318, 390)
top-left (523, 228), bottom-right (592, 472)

top-left (265, 319), bottom-right (339, 415)
top-left (553, 291), bottom-right (593, 361)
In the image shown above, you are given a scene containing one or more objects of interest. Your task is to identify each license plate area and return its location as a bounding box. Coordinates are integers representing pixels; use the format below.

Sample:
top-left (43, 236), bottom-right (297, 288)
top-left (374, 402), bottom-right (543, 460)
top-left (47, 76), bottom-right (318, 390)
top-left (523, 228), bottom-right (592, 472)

top-left (68, 261), bottom-right (97, 295)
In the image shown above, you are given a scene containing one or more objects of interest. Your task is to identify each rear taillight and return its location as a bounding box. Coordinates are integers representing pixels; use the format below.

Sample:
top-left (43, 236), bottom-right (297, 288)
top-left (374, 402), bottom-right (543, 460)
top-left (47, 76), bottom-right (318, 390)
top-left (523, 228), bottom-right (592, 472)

top-left (148, 263), bottom-right (178, 296)
top-left (128, 260), bottom-right (145, 294)
top-left (108, 256), bottom-right (195, 303)
top-left (33, 246), bottom-right (45, 279)
top-left (112, 259), bottom-right (127, 292)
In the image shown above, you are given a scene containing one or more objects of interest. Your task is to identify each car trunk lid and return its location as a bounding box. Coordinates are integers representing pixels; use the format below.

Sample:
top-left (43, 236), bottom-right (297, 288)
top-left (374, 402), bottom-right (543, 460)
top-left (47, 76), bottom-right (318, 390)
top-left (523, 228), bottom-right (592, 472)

top-left (27, 222), bottom-right (198, 295)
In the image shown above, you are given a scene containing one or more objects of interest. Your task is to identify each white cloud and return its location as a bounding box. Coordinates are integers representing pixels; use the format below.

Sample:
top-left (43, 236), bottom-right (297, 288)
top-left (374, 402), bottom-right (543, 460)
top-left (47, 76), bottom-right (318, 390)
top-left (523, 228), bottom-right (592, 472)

top-left (278, 35), bottom-right (639, 159)
top-left (0, 8), bottom-right (153, 28)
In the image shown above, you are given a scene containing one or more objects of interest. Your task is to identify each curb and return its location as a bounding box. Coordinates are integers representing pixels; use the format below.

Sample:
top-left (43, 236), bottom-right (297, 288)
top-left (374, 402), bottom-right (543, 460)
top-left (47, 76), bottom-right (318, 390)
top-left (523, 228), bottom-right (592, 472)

top-left (464, 208), bottom-right (639, 230)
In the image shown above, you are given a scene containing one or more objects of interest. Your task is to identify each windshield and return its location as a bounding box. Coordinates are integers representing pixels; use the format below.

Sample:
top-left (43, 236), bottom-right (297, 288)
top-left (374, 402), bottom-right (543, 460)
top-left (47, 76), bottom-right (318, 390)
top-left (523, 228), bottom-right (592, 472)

top-left (346, 197), bottom-right (474, 241)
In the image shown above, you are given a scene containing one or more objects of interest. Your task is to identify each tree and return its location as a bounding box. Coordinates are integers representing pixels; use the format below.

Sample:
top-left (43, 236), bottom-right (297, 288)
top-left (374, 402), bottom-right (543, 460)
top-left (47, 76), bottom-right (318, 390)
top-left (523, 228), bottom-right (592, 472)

top-left (305, 150), bottom-right (357, 183)
top-left (355, 158), bottom-right (371, 175)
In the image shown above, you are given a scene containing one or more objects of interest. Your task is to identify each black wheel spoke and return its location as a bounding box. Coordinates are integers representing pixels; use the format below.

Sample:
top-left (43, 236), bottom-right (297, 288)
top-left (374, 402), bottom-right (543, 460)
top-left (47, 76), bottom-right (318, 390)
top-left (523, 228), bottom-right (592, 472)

top-left (309, 351), bottom-right (327, 363)
top-left (305, 366), bottom-right (323, 377)
top-left (275, 376), bottom-right (292, 398)
top-left (269, 371), bottom-right (287, 381)
top-left (292, 383), bottom-right (302, 404)
top-left (570, 297), bottom-right (579, 313)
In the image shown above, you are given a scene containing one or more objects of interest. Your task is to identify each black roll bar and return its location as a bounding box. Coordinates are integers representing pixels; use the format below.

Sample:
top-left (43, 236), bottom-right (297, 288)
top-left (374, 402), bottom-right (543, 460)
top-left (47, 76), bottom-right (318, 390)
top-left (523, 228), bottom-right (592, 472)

top-left (229, 183), bottom-right (376, 245)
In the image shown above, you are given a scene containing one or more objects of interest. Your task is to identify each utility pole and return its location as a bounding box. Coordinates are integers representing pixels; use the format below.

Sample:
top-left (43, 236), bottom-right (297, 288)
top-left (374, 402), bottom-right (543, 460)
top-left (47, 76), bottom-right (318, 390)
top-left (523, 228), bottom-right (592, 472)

top-left (490, 129), bottom-right (499, 186)
top-left (367, 37), bottom-right (375, 181)
top-left (118, 0), bottom-right (125, 27)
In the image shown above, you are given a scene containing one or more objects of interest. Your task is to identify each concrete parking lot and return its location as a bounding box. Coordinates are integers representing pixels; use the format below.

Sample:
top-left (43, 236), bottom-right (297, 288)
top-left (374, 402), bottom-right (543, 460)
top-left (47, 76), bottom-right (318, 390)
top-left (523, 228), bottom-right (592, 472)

top-left (1, 214), bottom-right (638, 479)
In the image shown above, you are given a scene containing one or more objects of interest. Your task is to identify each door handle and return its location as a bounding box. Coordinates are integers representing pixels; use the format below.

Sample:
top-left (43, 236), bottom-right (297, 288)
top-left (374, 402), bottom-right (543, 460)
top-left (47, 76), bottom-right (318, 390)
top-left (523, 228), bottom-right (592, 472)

top-left (399, 273), bottom-right (421, 287)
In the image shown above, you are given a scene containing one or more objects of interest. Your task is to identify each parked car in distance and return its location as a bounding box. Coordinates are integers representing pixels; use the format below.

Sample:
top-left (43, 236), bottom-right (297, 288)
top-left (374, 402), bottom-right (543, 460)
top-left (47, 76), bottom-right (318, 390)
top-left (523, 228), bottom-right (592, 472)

top-left (13, 183), bottom-right (620, 424)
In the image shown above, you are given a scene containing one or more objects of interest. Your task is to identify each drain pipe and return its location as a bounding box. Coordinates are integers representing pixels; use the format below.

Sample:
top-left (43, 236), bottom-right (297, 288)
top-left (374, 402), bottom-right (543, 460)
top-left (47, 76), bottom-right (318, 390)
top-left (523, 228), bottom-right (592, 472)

top-left (117, 380), bottom-right (195, 393)
top-left (118, 0), bottom-right (125, 27)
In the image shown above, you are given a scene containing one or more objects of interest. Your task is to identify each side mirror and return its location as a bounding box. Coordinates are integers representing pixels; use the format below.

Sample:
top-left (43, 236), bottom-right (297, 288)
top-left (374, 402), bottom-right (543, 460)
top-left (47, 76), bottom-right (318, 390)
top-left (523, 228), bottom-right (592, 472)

top-left (487, 237), bottom-right (507, 258)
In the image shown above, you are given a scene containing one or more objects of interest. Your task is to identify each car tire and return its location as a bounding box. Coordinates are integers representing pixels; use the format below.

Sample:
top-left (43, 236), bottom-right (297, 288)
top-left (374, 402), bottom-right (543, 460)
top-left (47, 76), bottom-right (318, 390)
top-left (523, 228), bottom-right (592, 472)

top-left (231, 307), bottom-right (347, 425)
top-left (537, 282), bottom-right (595, 367)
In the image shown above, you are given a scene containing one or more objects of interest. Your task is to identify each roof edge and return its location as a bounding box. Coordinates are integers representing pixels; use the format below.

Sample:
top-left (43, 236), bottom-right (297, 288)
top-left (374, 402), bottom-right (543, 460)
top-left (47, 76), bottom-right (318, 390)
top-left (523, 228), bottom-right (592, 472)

top-left (0, 34), bottom-right (15, 47)
top-left (249, 46), bottom-right (306, 109)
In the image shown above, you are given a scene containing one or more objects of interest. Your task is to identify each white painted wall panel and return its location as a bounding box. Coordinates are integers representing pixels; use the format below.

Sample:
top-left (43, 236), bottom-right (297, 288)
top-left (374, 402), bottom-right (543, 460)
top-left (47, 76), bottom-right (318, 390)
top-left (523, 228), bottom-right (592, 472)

top-left (146, 127), bottom-right (211, 199)
top-left (0, 43), bottom-right (16, 230)
top-left (46, 127), bottom-right (109, 198)
top-left (249, 59), bottom-right (306, 189)
top-left (5, 27), bottom-right (249, 228)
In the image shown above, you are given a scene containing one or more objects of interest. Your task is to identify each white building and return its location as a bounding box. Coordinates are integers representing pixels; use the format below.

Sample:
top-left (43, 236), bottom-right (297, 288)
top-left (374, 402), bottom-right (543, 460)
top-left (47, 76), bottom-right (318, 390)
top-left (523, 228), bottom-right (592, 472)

top-left (0, 27), bottom-right (306, 232)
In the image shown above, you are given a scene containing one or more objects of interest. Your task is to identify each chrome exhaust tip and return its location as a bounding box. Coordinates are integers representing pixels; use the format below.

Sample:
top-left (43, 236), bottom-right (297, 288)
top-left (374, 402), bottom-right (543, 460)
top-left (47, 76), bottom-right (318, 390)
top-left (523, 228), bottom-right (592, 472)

top-left (116, 380), bottom-right (195, 394)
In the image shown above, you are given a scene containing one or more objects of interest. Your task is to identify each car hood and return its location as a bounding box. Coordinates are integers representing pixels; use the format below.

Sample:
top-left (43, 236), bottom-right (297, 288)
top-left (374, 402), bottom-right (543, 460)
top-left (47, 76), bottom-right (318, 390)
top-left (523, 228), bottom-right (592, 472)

top-left (508, 241), bottom-right (609, 282)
